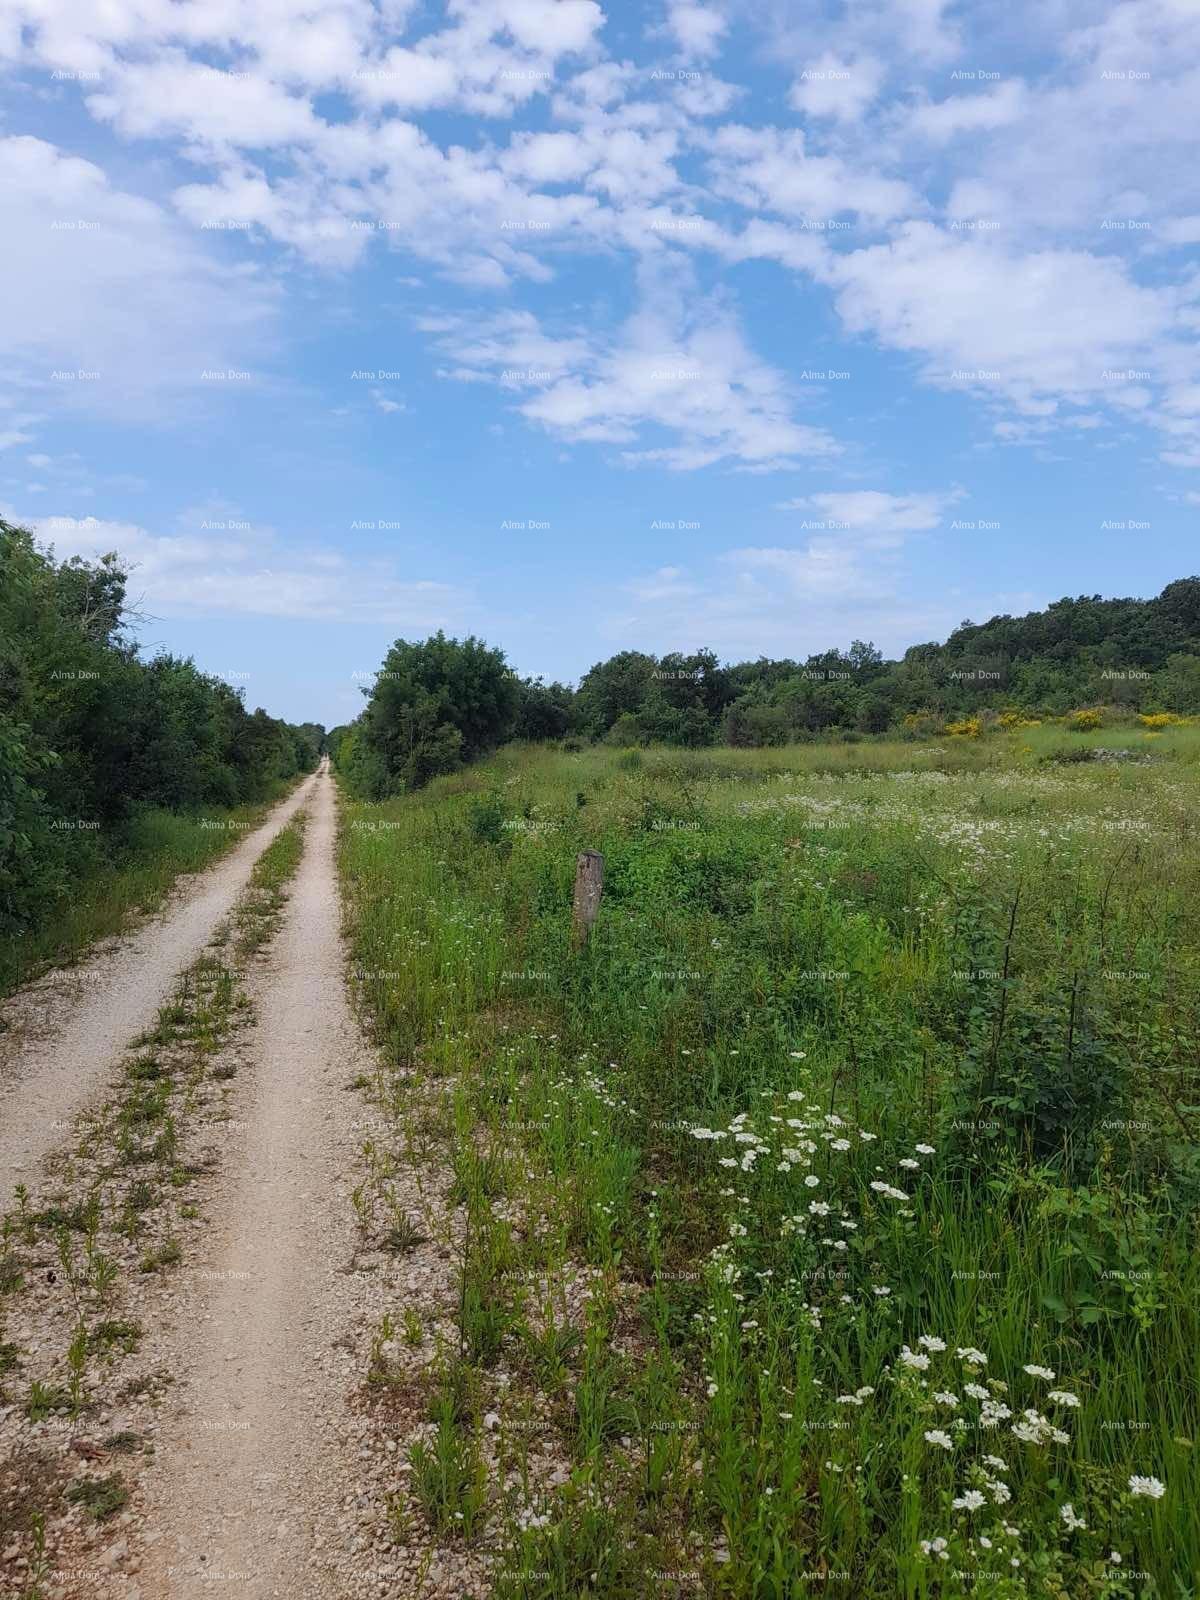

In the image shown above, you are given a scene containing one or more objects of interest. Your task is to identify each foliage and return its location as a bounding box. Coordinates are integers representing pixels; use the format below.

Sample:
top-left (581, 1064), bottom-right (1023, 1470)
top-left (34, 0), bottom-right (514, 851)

top-left (0, 518), bottom-right (319, 959)
top-left (513, 676), bottom-right (577, 741)
top-left (339, 735), bottom-right (1200, 1594)
top-left (331, 579), bottom-right (1200, 772)
top-left (337, 631), bottom-right (518, 796)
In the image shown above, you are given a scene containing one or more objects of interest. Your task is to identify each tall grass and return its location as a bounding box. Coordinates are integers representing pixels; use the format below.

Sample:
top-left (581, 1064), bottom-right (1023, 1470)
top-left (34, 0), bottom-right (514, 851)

top-left (339, 735), bottom-right (1200, 1597)
top-left (0, 781), bottom-right (296, 998)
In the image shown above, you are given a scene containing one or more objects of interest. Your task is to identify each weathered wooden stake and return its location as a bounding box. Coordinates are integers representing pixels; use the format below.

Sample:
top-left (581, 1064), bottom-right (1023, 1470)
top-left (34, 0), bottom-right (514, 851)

top-left (572, 850), bottom-right (605, 948)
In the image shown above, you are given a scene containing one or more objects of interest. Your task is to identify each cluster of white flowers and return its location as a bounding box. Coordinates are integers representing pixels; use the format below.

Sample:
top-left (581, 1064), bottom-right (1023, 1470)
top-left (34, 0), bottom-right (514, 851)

top-left (869, 1180), bottom-right (910, 1201)
top-left (694, 1081), bottom-right (938, 1311)
top-left (952, 1489), bottom-right (987, 1512)
top-left (1011, 1408), bottom-right (1071, 1447)
top-left (908, 1336), bottom-right (1168, 1572)
top-left (1129, 1474), bottom-right (1166, 1500)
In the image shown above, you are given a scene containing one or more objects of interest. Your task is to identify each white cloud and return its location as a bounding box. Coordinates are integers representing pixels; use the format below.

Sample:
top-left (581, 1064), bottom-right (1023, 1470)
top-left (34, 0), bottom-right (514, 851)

top-left (603, 461), bottom-right (975, 660)
top-left (24, 511), bottom-right (469, 625)
top-left (774, 488), bottom-right (964, 543)
top-left (823, 222), bottom-right (1181, 416)
top-left (706, 125), bottom-right (919, 225)
top-left (5, 0), bottom-right (1200, 484)
top-left (88, 60), bottom-right (321, 147)
top-left (0, 136), bottom-right (276, 420)
top-left (788, 54), bottom-right (884, 123)
top-left (905, 81), bottom-right (1028, 143)
top-left (598, 483), bottom-right (968, 654)
top-left (663, 2), bottom-right (728, 61)
top-left (501, 130), bottom-right (597, 184)
top-left (423, 266), bottom-right (842, 469)
top-left (1159, 216), bottom-right (1200, 246)
top-left (370, 388), bottom-right (406, 413)
top-left (172, 164), bottom-right (368, 271)
top-left (612, 548), bottom-right (978, 659)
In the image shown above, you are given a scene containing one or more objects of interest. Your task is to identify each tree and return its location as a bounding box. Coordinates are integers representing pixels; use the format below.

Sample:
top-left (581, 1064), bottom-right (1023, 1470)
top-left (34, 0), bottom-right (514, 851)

top-left (513, 677), bottom-right (577, 741)
top-left (1154, 653), bottom-right (1200, 714)
top-left (355, 632), bottom-right (518, 794)
top-left (0, 516), bottom-right (321, 952)
top-left (575, 651), bottom-right (658, 739)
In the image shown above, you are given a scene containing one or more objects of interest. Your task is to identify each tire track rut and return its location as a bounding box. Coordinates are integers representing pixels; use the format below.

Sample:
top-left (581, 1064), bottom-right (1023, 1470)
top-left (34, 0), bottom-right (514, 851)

top-left (136, 761), bottom-right (365, 1600)
top-left (0, 772), bottom-right (318, 1189)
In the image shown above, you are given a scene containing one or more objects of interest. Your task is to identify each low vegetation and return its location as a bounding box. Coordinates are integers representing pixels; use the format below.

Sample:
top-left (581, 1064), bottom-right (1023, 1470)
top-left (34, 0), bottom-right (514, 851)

top-left (338, 734), bottom-right (1199, 1596)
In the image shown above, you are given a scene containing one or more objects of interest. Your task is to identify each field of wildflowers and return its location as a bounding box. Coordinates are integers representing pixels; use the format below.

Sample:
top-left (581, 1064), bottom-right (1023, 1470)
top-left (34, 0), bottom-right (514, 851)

top-left (338, 731), bottom-right (1200, 1598)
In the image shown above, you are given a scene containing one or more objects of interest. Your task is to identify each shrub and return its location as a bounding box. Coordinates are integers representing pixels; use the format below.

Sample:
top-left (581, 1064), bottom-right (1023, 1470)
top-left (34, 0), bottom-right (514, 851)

top-left (351, 632), bottom-right (518, 797)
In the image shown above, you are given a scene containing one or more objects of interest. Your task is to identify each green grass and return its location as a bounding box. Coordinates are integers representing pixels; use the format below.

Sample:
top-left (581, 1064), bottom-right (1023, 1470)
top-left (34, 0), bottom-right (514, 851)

top-left (0, 782), bottom-right (297, 998)
top-left (232, 809), bottom-right (309, 958)
top-left (338, 735), bottom-right (1200, 1598)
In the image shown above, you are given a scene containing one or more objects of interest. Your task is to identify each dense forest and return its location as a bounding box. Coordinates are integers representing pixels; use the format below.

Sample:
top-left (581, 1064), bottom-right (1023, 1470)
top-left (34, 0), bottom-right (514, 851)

top-left (330, 578), bottom-right (1200, 795)
top-left (0, 519), bottom-right (322, 946)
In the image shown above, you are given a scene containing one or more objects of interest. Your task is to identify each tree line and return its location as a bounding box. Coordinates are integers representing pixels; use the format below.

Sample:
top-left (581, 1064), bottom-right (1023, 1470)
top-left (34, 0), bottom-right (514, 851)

top-left (330, 578), bottom-right (1200, 796)
top-left (1, 519), bottom-right (322, 943)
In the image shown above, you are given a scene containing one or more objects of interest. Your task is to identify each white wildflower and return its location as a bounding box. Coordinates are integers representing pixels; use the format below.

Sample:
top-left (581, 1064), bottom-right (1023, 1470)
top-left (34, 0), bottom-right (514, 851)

top-left (1128, 1475), bottom-right (1165, 1499)
top-left (899, 1346), bottom-right (931, 1371)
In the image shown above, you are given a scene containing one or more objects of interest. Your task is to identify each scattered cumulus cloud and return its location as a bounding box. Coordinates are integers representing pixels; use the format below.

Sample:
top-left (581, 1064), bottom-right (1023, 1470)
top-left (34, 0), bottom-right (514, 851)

top-left (1, 0), bottom-right (1199, 477)
top-left (422, 264), bottom-right (842, 470)
top-left (24, 510), bottom-right (470, 626)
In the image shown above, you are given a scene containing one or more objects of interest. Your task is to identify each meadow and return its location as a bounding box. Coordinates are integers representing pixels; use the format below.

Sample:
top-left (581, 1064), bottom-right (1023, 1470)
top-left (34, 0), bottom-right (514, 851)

top-left (338, 729), bottom-right (1200, 1599)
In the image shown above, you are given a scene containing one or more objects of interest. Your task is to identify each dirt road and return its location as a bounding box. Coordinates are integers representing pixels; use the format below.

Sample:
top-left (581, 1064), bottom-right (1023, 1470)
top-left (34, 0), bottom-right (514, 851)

top-left (0, 771), bottom-right (318, 1189)
top-left (136, 761), bottom-right (368, 1599)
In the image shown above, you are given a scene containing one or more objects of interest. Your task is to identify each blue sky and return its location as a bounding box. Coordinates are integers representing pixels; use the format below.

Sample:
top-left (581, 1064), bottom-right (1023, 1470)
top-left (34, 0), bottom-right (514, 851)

top-left (2, 0), bottom-right (1198, 728)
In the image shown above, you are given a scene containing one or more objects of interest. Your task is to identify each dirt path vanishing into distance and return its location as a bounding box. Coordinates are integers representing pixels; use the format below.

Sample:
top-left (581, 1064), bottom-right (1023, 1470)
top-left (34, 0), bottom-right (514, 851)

top-left (135, 761), bottom-right (368, 1600)
top-left (0, 771), bottom-right (319, 1189)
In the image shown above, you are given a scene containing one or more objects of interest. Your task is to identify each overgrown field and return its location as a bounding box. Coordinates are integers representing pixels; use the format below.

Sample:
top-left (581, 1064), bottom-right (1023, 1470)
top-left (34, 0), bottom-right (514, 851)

top-left (338, 734), bottom-right (1200, 1599)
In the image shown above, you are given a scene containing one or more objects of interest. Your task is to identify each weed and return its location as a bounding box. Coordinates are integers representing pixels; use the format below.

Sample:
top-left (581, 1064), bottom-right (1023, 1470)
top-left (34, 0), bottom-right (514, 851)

top-left (338, 738), bottom-right (1200, 1593)
top-left (138, 1238), bottom-right (182, 1273)
top-left (64, 1474), bottom-right (128, 1521)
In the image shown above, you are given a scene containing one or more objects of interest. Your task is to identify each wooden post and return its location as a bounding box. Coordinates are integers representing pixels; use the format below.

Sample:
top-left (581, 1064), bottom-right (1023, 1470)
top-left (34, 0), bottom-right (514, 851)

top-left (572, 850), bottom-right (604, 947)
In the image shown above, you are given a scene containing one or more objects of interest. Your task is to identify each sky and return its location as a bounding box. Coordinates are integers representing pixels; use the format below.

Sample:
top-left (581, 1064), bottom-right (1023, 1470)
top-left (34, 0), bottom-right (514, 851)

top-left (2, 0), bottom-right (1198, 730)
